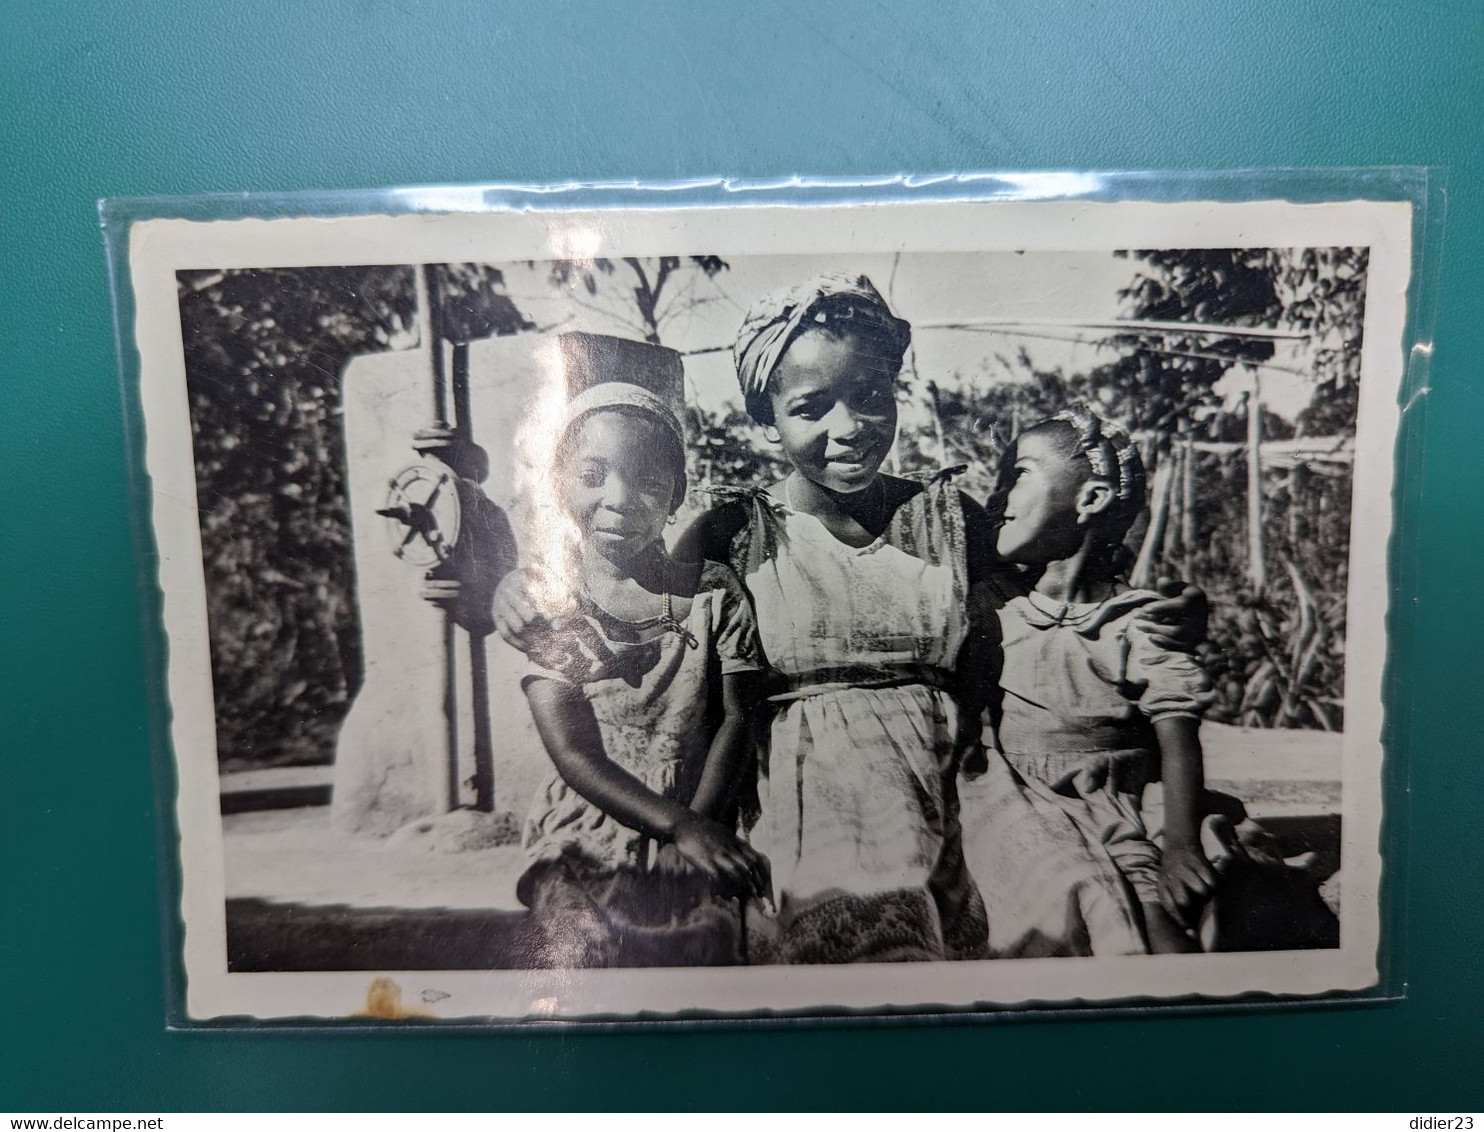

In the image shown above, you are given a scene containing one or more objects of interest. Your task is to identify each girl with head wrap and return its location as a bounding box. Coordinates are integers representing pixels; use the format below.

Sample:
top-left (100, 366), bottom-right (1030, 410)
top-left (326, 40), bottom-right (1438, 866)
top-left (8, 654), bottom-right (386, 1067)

top-left (683, 276), bottom-right (1164, 961)
top-left (515, 342), bottom-right (771, 967)
top-left (684, 273), bottom-right (993, 961)
top-left (498, 279), bottom-right (1209, 963)
top-left (987, 407), bottom-right (1218, 951)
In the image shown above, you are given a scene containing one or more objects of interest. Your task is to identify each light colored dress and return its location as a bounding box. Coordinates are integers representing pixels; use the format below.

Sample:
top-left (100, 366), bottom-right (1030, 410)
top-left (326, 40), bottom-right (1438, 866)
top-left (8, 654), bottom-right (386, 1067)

top-left (708, 475), bottom-right (1175, 962)
top-left (716, 473), bottom-right (988, 962)
top-left (993, 589), bottom-right (1217, 906)
top-left (518, 559), bottom-right (762, 967)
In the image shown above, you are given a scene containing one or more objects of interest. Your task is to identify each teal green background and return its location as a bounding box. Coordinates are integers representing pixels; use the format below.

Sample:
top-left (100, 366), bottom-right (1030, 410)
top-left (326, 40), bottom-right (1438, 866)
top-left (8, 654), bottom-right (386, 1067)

top-left (4, 0), bottom-right (1481, 1111)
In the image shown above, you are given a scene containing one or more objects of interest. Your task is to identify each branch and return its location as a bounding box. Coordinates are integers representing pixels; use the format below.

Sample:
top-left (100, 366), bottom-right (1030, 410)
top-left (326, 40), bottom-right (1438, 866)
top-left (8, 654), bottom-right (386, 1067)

top-left (563, 292), bottom-right (650, 339)
top-left (624, 257), bottom-right (663, 343)
top-left (624, 257), bottom-right (654, 303)
top-left (652, 257), bottom-right (677, 299)
top-left (656, 295), bottom-right (723, 330)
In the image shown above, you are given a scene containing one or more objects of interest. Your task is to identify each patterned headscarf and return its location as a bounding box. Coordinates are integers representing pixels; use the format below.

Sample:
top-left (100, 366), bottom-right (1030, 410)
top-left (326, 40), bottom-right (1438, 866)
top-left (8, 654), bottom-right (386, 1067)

top-left (1045, 403), bottom-right (1147, 533)
top-left (732, 273), bottom-right (912, 421)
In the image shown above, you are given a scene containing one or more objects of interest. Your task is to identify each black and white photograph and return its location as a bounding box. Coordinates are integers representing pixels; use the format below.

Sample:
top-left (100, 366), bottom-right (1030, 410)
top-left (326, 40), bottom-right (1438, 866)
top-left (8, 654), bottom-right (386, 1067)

top-left (127, 196), bottom-right (1409, 1021)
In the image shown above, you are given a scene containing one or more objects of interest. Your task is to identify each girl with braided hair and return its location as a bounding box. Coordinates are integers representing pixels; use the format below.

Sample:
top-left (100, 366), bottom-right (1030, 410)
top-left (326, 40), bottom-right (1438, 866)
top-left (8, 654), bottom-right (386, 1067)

top-left (987, 406), bottom-right (1218, 952)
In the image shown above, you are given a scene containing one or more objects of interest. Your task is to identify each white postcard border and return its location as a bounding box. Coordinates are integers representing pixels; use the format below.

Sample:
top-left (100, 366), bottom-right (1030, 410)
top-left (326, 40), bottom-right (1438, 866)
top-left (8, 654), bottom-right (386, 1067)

top-left (126, 196), bottom-right (1411, 1022)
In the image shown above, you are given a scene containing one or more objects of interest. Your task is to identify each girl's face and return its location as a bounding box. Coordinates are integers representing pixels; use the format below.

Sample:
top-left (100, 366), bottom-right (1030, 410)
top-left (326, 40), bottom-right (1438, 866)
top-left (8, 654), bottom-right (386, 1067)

top-left (766, 329), bottom-right (899, 495)
top-left (995, 429), bottom-right (1090, 566)
top-left (559, 410), bottom-right (679, 566)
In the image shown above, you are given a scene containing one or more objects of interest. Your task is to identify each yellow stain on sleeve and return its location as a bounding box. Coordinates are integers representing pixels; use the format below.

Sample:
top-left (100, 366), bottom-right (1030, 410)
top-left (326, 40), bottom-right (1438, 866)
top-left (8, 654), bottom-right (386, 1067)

top-left (352, 976), bottom-right (431, 1019)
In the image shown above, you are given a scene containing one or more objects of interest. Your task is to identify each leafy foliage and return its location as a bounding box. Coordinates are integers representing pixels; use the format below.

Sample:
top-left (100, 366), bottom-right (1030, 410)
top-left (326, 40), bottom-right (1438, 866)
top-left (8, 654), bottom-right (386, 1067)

top-left (180, 264), bottom-right (530, 766)
top-left (436, 263), bottom-right (535, 343)
top-left (188, 247), bottom-right (1367, 769)
top-left (1286, 248), bottom-right (1369, 437)
top-left (679, 402), bottom-right (789, 518)
top-left (1185, 451), bottom-right (1352, 730)
top-left (1095, 249), bottom-right (1282, 440)
top-left (896, 360), bottom-right (1078, 502)
top-left (1170, 248), bottom-right (1366, 729)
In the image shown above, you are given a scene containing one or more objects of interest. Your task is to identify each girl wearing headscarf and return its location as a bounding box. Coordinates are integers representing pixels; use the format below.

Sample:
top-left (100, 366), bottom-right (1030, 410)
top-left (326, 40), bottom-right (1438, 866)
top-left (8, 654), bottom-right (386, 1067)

top-left (688, 275), bottom-right (1149, 961)
top-left (498, 278), bottom-right (1206, 962)
top-left (515, 336), bottom-right (770, 967)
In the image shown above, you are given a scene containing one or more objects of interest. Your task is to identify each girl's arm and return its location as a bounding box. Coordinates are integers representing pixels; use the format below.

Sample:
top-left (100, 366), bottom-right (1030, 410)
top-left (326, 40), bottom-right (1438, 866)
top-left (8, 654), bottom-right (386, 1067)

top-left (956, 494), bottom-right (1003, 763)
top-left (672, 500), bottom-right (750, 567)
top-left (525, 676), bottom-right (692, 839)
top-left (524, 676), bottom-right (763, 893)
top-left (688, 670), bottom-right (762, 820)
top-left (684, 671), bottom-right (770, 895)
top-left (1152, 714), bottom-right (1217, 926)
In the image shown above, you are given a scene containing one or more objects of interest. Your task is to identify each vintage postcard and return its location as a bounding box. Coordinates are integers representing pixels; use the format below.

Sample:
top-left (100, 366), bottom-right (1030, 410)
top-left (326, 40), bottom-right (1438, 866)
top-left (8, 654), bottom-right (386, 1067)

top-left (122, 191), bottom-right (1411, 1022)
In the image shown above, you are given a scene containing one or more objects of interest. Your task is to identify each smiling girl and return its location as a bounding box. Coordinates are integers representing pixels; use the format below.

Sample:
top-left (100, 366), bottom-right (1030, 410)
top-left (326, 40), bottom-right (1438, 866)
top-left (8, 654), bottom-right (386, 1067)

top-left (689, 275), bottom-right (996, 962)
top-left (498, 279), bottom-right (1205, 963)
top-left (516, 355), bottom-right (770, 967)
top-left (989, 406), bottom-right (1218, 951)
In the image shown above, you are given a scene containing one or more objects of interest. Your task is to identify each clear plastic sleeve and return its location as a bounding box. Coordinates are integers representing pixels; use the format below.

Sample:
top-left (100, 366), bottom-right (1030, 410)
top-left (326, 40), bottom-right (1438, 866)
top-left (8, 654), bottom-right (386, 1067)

top-left (102, 168), bottom-right (1442, 1029)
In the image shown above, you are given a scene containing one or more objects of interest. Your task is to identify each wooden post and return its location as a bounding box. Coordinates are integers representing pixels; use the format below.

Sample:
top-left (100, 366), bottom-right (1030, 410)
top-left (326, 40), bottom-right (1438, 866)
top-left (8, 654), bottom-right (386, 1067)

top-left (1162, 440), bottom-right (1183, 564)
top-left (1246, 375), bottom-right (1267, 595)
top-left (1131, 453), bottom-right (1174, 589)
top-left (926, 380), bottom-right (947, 468)
top-left (1181, 436), bottom-right (1197, 552)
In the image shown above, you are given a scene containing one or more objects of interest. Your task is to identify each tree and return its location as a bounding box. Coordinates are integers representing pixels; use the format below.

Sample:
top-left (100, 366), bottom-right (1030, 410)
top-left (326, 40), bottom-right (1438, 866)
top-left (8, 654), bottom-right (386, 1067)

top-left (897, 355), bottom-right (1078, 503)
top-left (1286, 248), bottom-right (1370, 437)
top-left (179, 264), bottom-right (531, 766)
top-left (1094, 249), bottom-right (1284, 441)
top-left (435, 262), bottom-right (536, 343)
top-left (1089, 247), bottom-right (1367, 729)
top-left (540, 256), bottom-right (729, 344)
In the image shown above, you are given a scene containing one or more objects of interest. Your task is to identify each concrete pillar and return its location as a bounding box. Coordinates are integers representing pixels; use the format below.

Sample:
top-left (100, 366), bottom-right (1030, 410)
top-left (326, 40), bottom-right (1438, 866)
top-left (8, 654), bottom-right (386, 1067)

top-left (331, 335), bottom-right (557, 837)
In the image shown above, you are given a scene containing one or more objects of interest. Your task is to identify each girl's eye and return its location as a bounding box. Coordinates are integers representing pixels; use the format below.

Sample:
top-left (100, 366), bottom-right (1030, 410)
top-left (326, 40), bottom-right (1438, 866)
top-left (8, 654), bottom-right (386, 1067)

top-left (790, 400), bottom-right (827, 422)
top-left (854, 385), bottom-right (892, 412)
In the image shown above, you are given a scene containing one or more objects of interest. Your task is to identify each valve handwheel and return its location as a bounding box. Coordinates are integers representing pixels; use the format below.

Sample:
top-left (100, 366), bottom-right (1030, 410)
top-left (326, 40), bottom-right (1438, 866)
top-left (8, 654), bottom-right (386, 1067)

top-left (378, 462), bottom-right (463, 568)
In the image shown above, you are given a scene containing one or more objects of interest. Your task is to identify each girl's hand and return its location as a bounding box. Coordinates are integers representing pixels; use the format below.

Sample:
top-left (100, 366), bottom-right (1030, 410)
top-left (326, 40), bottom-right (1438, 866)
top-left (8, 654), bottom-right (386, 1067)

top-left (953, 725), bottom-right (990, 779)
top-left (1158, 843), bottom-right (1217, 927)
top-left (952, 704), bottom-right (991, 774)
top-left (670, 815), bottom-right (770, 897)
top-left (653, 841), bottom-right (694, 879)
top-left (1135, 577), bottom-right (1209, 653)
top-left (493, 568), bottom-right (549, 653)
top-left (497, 570), bottom-right (618, 679)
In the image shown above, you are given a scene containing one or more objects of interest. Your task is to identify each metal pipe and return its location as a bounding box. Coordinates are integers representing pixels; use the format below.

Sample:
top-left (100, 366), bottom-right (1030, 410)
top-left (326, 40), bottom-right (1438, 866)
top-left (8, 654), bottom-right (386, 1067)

top-left (414, 264), bottom-right (450, 429)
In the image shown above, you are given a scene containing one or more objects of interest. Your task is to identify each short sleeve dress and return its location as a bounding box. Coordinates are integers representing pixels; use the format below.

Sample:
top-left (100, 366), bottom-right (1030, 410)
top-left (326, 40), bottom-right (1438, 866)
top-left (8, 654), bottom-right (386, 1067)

top-left (517, 559), bottom-right (763, 967)
top-left (993, 588), bottom-right (1217, 905)
top-left (713, 473), bottom-right (1176, 962)
top-left (711, 472), bottom-right (992, 962)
